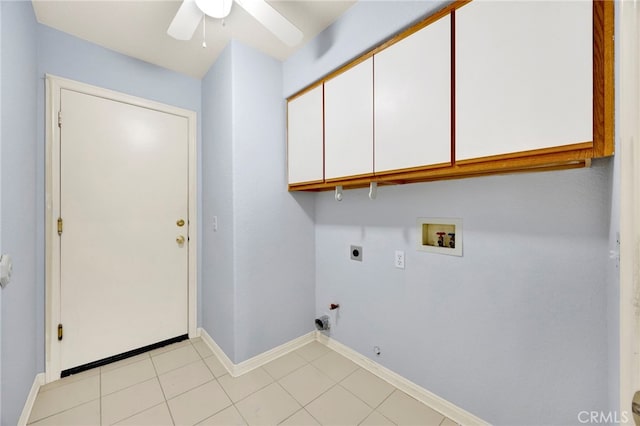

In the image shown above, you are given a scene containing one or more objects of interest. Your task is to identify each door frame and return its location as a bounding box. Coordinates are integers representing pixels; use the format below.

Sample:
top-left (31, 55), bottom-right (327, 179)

top-left (619, 0), bottom-right (640, 421)
top-left (44, 75), bottom-right (198, 383)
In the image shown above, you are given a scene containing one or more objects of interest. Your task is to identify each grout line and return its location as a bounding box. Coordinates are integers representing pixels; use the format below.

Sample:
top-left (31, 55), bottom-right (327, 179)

top-left (148, 340), bottom-right (192, 359)
top-left (202, 355), bottom-right (228, 379)
top-left (219, 368), bottom-right (275, 405)
top-left (155, 357), bottom-right (208, 380)
top-left (195, 406), bottom-right (239, 426)
top-left (104, 377), bottom-right (167, 425)
top-left (263, 359), bottom-right (309, 382)
top-left (148, 353), bottom-right (176, 426)
top-left (38, 369), bottom-right (101, 394)
top-left (274, 374), bottom-right (305, 405)
top-left (100, 367), bottom-right (158, 397)
top-left (275, 380), bottom-right (303, 407)
top-left (356, 408), bottom-right (376, 426)
top-left (163, 377), bottom-right (217, 404)
top-left (231, 402), bottom-right (251, 426)
top-left (27, 398), bottom-right (101, 425)
top-left (298, 374), bottom-right (339, 408)
top-left (276, 408), bottom-right (302, 425)
top-left (101, 357), bottom-right (152, 381)
top-left (338, 369), bottom-right (389, 410)
top-left (112, 401), bottom-right (167, 426)
top-left (200, 377), bottom-right (251, 426)
top-left (337, 365), bottom-right (361, 384)
top-left (100, 353), bottom-right (151, 375)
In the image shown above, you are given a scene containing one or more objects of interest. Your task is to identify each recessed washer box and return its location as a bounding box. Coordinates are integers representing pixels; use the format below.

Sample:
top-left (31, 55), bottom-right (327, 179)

top-left (417, 218), bottom-right (462, 257)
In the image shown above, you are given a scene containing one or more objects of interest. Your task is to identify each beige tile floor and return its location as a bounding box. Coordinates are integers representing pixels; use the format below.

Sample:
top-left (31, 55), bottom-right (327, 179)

top-left (28, 339), bottom-right (457, 426)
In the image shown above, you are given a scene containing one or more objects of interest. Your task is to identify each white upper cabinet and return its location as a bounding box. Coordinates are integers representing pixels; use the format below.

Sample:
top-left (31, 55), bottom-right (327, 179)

top-left (455, 0), bottom-right (592, 161)
top-left (324, 57), bottom-right (374, 180)
top-left (287, 85), bottom-right (324, 185)
top-left (375, 15), bottom-right (451, 173)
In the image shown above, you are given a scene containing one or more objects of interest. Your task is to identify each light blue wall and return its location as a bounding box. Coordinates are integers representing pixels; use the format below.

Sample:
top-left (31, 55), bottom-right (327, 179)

top-left (201, 40), bottom-right (316, 364)
top-left (37, 25), bottom-right (202, 111)
top-left (202, 43), bottom-right (236, 360)
top-left (283, 0), bottom-right (448, 97)
top-left (285, 1), bottom-right (614, 424)
top-left (230, 41), bottom-right (315, 362)
top-left (315, 164), bottom-right (611, 425)
top-left (1, 2), bottom-right (39, 425)
top-left (35, 25), bottom-right (203, 371)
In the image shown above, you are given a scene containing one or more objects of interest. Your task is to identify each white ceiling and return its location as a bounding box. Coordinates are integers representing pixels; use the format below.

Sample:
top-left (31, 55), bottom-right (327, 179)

top-left (32, 0), bottom-right (356, 79)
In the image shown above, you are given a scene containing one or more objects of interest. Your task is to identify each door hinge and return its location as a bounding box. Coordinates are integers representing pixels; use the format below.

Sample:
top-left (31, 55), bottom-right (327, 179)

top-left (57, 217), bottom-right (63, 236)
top-left (58, 111), bottom-right (62, 128)
top-left (57, 324), bottom-right (63, 341)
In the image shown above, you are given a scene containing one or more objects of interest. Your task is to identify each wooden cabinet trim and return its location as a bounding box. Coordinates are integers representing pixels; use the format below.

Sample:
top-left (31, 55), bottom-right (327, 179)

top-left (287, 80), bottom-right (323, 103)
top-left (592, 0), bottom-right (615, 157)
top-left (456, 141), bottom-right (594, 166)
top-left (289, 145), bottom-right (593, 192)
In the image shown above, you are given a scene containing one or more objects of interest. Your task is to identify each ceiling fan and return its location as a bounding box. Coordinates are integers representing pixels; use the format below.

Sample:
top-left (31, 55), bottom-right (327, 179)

top-left (167, 0), bottom-right (304, 47)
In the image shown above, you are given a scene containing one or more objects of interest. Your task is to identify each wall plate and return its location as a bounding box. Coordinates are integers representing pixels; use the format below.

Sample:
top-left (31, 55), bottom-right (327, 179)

top-left (350, 245), bottom-right (363, 261)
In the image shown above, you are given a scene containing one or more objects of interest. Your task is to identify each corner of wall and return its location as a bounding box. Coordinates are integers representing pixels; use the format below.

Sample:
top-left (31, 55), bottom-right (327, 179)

top-left (1, 1), bottom-right (39, 425)
top-left (200, 41), bottom-right (237, 363)
top-left (215, 40), bottom-right (316, 363)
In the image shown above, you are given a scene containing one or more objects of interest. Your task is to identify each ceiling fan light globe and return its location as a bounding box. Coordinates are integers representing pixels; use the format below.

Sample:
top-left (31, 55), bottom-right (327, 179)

top-left (195, 0), bottom-right (233, 19)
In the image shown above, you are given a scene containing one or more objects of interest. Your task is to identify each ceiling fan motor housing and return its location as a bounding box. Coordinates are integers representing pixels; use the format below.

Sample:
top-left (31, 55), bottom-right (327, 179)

top-left (196, 0), bottom-right (233, 19)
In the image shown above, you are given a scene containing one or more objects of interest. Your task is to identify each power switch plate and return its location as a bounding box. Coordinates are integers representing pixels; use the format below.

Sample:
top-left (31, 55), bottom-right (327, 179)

top-left (395, 250), bottom-right (405, 269)
top-left (350, 245), bottom-right (362, 261)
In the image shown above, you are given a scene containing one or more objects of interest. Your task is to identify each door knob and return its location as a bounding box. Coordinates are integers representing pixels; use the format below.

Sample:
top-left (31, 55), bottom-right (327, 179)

top-left (177, 219), bottom-right (185, 227)
top-left (176, 235), bottom-right (185, 245)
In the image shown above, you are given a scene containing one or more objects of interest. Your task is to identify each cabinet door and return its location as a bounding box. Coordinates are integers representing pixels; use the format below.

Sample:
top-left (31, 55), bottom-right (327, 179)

top-left (456, 0), bottom-right (592, 161)
top-left (375, 15), bottom-right (451, 173)
top-left (324, 57), bottom-right (374, 180)
top-left (287, 85), bottom-right (324, 185)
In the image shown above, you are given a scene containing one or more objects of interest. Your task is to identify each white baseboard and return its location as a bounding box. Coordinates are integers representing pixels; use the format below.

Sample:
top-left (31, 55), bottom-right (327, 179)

top-left (316, 332), bottom-right (488, 426)
top-left (18, 373), bottom-right (45, 426)
top-left (234, 332), bottom-right (316, 376)
top-left (197, 328), bottom-right (315, 377)
top-left (196, 327), bottom-right (487, 426)
top-left (198, 327), bottom-right (235, 376)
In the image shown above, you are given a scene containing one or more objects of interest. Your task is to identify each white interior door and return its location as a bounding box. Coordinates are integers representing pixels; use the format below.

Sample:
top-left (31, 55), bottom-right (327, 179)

top-left (59, 89), bottom-right (189, 371)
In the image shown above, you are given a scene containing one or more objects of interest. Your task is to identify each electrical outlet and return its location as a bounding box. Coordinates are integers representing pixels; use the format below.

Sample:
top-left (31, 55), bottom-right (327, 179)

top-left (351, 245), bottom-right (362, 261)
top-left (395, 250), bottom-right (405, 269)
top-left (212, 216), bottom-right (218, 232)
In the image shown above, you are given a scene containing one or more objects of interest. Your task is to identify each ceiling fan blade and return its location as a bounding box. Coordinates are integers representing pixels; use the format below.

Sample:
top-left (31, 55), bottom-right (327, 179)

top-left (167, 0), bottom-right (203, 41)
top-left (235, 0), bottom-right (303, 47)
